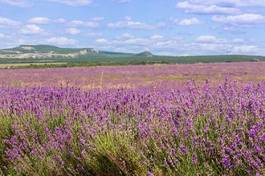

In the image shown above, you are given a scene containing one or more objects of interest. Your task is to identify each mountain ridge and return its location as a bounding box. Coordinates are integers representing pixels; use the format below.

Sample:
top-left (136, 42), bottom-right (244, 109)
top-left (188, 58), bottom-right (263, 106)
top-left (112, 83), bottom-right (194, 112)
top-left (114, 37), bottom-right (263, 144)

top-left (0, 44), bottom-right (265, 68)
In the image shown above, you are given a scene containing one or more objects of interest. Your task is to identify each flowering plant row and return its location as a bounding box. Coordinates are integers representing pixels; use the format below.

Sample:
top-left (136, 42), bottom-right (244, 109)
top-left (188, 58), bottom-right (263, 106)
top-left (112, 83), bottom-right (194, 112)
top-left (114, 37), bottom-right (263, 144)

top-left (0, 80), bottom-right (264, 175)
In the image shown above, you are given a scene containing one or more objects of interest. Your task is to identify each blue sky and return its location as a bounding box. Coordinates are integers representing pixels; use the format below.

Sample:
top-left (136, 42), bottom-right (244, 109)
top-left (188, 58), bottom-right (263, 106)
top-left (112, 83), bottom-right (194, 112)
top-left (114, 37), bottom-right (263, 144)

top-left (0, 0), bottom-right (265, 55)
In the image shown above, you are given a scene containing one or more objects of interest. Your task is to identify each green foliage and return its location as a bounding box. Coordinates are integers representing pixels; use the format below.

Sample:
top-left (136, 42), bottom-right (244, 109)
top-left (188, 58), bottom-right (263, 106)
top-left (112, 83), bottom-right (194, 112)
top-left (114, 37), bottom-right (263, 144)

top-left (86, 131), bottom-right (148, 176)
top-left (0, 115), bottom-right (12, 174)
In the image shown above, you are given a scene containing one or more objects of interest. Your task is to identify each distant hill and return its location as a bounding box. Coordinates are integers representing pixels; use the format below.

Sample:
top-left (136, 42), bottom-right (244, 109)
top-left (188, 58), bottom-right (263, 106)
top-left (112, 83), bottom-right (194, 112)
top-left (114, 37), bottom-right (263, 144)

top-left (2, 45), bottom-right (98, 54)
top-left (0, 45), bottom-right (265, 68)
top-left (136, 51), bottom-right (153, 57)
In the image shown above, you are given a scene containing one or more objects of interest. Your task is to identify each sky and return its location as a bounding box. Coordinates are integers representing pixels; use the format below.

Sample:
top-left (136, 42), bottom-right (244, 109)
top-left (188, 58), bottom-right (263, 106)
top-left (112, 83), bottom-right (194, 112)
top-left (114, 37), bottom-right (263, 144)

top-left (0, 0), bottom-right (265, 56)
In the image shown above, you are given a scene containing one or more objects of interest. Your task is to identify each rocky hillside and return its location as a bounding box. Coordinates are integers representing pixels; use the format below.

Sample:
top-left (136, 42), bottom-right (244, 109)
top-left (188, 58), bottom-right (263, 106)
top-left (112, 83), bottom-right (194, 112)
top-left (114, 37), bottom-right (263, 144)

top-left (0, 45), bottom-right (100, 59)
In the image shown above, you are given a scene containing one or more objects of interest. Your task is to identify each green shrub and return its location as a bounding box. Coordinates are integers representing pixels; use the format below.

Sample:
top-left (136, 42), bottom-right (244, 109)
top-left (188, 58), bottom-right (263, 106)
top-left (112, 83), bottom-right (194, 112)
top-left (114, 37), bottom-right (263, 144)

top-left (85, 131), bottom-right (148, 176)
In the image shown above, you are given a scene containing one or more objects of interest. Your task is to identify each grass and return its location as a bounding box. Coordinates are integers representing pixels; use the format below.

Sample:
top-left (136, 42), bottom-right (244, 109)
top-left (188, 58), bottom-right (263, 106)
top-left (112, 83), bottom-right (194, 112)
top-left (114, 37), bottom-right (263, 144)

top-left (0, 114), bottom-right (13, 174)
top-left (0, 63), bottom-right (67, 68)
top-left (87, 131), bottom-right (148, 176)
top-left (0, 55), bottom-right (264, 69)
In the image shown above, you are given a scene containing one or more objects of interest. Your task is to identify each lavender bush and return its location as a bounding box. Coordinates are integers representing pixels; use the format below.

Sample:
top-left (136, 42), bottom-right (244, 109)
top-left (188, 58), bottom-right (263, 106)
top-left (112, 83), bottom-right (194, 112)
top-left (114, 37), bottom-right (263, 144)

top-left (0, 80), bottom-right (265, 175)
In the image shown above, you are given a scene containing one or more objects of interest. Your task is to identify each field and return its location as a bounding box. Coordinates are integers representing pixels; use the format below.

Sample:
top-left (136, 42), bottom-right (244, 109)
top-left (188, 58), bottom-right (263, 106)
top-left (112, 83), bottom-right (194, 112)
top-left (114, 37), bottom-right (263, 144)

top-left (1, 62), bottom-right (265, 88)
top-left (0, 55), bottom-right (264, 68)
top-left (0, 62), bottom-right (265, 175)
top-left (0, 63), bottom-right (68, 68)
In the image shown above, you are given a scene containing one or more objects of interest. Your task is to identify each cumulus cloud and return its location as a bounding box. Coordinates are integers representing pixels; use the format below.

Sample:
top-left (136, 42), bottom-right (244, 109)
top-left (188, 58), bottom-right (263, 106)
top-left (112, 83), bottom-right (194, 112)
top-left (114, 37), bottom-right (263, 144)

top-left (20, 24), bottom-right (44, 34)
top-left (193, 34), bottom-right (264, 55)
top-left (27, 17), bottom-right (102, 27)
top-left (66, 27), bottom-right (80, 35)
top-left (48, 0), bottom-right (92, 6)
top-left (191, 0), bottom-right (265, 7)
top-left (177, 1), bottom-right (240, 14)
top-left (231, 45), bottom-right (260, 54)
top-left (0, 0), bottom-right (27, 6)
top-left (108, 17), bottom-right (160, 30)
top-left (0, 16), bottom-right (20, 27)
top-left (47, 37), bottom-right (76, 45)
top-left (96, 38), bottom-right (109, 44)
top-left (192, 39), bottom-right (227, 54)
top-left (196, 35), bottom-right (219, 44)
top-left (232, 38), bottom-right (244, 43)
top-left (69, 20), bottom-right (98, 28)
top-left (54, 18), bottom-right (67, 23)
top-left (0, 33), bottom-right (5, 38)
top-left (150, 35), bottom-right (164, 40)
top-left (28, 17), bottom-right (50, 24)
top-left (212, 13), bottom-right (265, 25)
top-left (91, 17), bottom-right (104, 21)
top-left (113, 0), bottom-right (131, 3)
top-left (175, 17), bottom-right (200, 26)
top-left (92, 33), bottom-right (264, 55)
top-left (94, 33), bottom-right (182, 53)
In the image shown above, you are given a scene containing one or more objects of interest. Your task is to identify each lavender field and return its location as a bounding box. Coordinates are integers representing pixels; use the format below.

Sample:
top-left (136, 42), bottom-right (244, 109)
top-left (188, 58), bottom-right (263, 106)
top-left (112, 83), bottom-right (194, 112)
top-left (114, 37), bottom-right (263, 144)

top-left (0, 63), bottom-right (265, 175)
top-left (0, 62), bottom-right (265, 89)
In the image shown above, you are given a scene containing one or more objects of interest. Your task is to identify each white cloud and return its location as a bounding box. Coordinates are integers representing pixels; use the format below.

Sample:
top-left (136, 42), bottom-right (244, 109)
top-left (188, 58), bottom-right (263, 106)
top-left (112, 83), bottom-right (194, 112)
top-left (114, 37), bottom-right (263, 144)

top-left (193, 38), bottom-right (230, 54)
top-left (96, 34), bottom-right (181, 51)
top-left (114, 36), bottom-right (148, 45)
top-left (0, 0), bottom-right (27, 7)
top-left (191, 0), bottom-right (265, 7)
top-left (232, 45), bottom-right (260, 54)
top-left (20, 24), bottom-right (44, 34)
top-left (113, 0), bottom-right (131, 3)
top-left (28, 17), bottom-right (50, 24)
top-left (175, 17), bottom-right (200, 26)
top-left (96, 38), bottom-right (109, 44)
top-left (231, 0), bottom-right (265, 6)
top-left (85, 32), bottom-right (102, 37)
top-left (196, 35), bottom-right (220, 43)
top-left (118, 33), bottom-right (134, 39)
top-left (0, 16), bottom-right (20, 27)
top-left (177, 1), bottom-right (240, 14)
top-left (193, 34), bottom-right (264, 55)
top-left (48, 0), bottom-right (92, 6)
top-left (69, 20), bottom-right (98, 27)
top-left (66, 27), bottom-right (80, 35)
top-left (92, 33), bottom-right (264, 56)
top-left (54, 18), bottom-right (67, 23)
top-left (193, 35), bottom-right (229, 53)
top-left (108, 17), bottom-right (158, 30)
top-left (0, 33), bottom-right (5, 38)
top-left (212, 13), bottom-right (265, 25)
top-left (232, 38), bottom-right (244, 43)
top-left (91, 17), bottom-right (104, 21)
top-left (47, 37), bottom-right (76, 45)
top-left (150, 35), bottom-right (164, 40)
